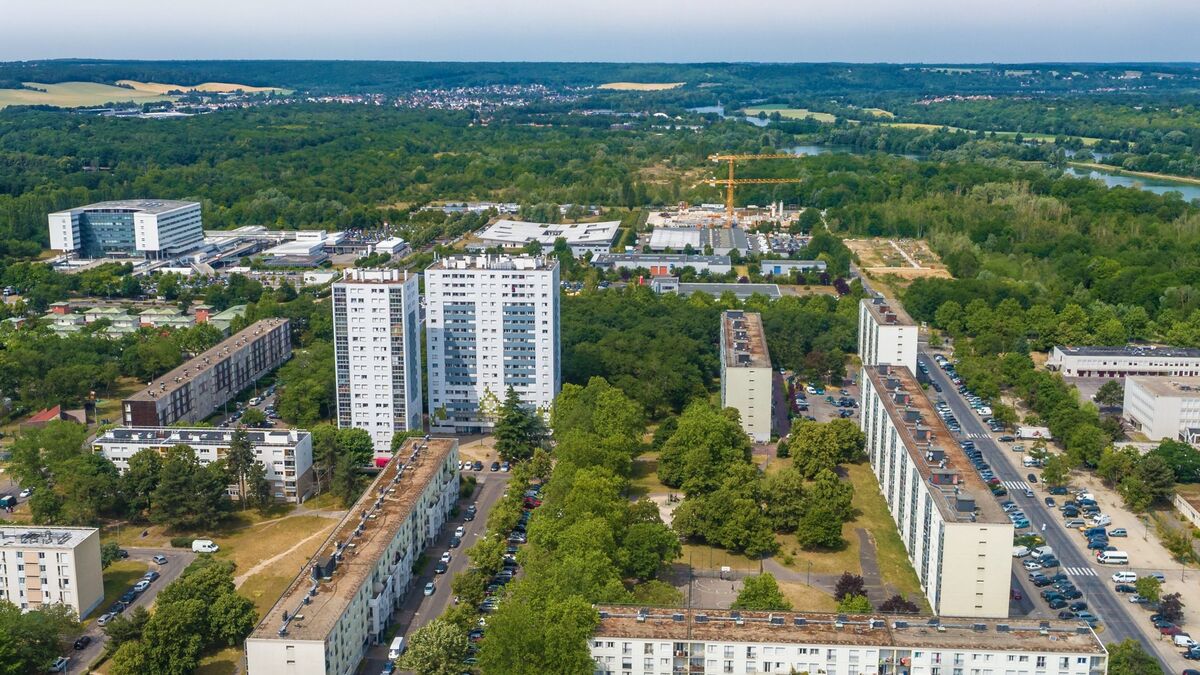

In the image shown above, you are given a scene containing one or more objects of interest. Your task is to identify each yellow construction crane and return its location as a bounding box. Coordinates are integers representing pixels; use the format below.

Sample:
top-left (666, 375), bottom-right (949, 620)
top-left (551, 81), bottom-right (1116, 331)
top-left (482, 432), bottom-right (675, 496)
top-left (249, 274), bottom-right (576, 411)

top-left (705, 153), bottom-right (805, 227)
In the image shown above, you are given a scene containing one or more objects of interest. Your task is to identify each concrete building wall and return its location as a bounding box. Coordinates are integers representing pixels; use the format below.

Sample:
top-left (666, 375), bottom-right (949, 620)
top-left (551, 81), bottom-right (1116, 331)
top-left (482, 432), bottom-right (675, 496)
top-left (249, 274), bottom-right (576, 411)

top-left (722, 365), bottom-right (772, 442)
top-left (859, 300), bottom-right (918, 374)
top-left (1122, 378), bottom-right (1185, 441)
top-left (0, 527), bottom-right (104, 618)
top-left (1048, 346), bottom-right (1200, 378)
top-left (244, 639), bottom-right (327, 675)
top-left (938, 523), bottom-right (1014, 618)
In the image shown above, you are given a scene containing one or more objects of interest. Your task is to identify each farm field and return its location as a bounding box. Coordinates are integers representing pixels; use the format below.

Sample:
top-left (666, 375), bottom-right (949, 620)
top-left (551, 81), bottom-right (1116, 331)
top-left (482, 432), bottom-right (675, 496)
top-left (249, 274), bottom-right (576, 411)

top-left (741, 105), bottom-right (836, 123)
top-left (0, 81), bottom-right (176, 109)
top-left (116, 79), bottom-right (290, 94)
top-left (882, 122), bottom-right (1101, 145)
top-left (598, 82), bottom-right (684, 91)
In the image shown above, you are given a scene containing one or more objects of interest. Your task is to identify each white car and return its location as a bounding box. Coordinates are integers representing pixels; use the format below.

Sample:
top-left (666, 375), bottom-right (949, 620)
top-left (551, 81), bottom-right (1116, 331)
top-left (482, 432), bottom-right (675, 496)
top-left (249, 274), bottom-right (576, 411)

top-left (18, 488), bottom-right (31, 498)
top-left (191, 539), bottom-right (219, 553)
top-left (423, 582), bottom-right (435, 596)
top-left (1032, 546), bottom-right (1054, 558)
top-left (96, 612), bottom-right (116, 626)
top-left (1111, 571), bottom-right (1138, 584)
top-left (1012, 546), bottom-right (1030, 558)
top-left (440, 552), bottom-right (452, 564)
top-left (454, 526), bottom-right (465, 538)
top-left (1022, 560), bottom-right (1043, 571)
top-left (249, 396), bottom-right (262, 406)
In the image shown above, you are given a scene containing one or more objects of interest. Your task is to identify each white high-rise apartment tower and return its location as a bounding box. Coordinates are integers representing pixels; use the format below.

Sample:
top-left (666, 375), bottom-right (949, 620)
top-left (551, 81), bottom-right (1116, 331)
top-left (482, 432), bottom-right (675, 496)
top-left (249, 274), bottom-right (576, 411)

top-left (332, 269), bottom-right (423, 458)
top-left (424, 254), bottom-right (560, 433)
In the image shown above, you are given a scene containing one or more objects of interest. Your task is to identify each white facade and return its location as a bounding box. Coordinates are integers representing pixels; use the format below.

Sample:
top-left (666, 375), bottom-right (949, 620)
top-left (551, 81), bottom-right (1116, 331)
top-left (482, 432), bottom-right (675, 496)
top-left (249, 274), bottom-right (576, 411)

top-left (859, 297), bottom-right (918, 374)
top-left (245, 439), bottom-right (459, 675)
top-left (720, 310), bottom-right (773, 442)
top-left (590, 607), bottom-right (1106, 675)
top-left (332, 269), bottom-right (423, 456)
top-left (1123, 376), bottom-right (1200, 442)
top-left (48, 200), bottom-right (203, 260)
top-left (1047, 345), bottom-right (1200, 378)
top-left (0, 527), bottom-right (104, 618)
top-left (94, 427), bottom-right (314, 504)
top-left (474, 219), bottom-right (620, 256)
top-left (592, 253), bottom-right (732, 275)
top-left (424, 255), bottom-right (560, 432)
top-left (759, 259), bottom-right (827, 276)
top-left (860, 366), bottom-right (1013, 618)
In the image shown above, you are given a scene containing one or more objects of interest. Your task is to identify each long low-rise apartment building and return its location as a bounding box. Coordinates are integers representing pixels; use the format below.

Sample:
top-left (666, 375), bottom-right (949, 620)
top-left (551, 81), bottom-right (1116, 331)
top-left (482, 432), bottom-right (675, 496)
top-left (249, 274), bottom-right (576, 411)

top-left (591, 252), bottom-right (733, 275)
top-left (859, 296), bottom-right (918, 374)
top-left (0, 527), bottom-right (104, 618)
top-left (860, 365), bottom-right (1013, 618)
top-left (122, 318), bottom-right (291, 427)
top-left (720, 310), bottom-right (773, 442)
top-left (94, 426), bottom-right (314, 503)
top-left (1122, 375), bottom-right (1200, 442)
top-left (245, 438), bottom-right (459, 675)
top-left (1047, 345), bottom-right (1200, 378)
top-left (589, 606), bottom-right (1107, 675)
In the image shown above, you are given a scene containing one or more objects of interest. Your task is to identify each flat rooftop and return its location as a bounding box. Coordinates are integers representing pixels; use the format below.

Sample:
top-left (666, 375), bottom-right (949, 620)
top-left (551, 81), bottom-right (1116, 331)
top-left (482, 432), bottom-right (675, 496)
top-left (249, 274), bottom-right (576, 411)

top-left (476, 219), bottom-right (620, 246)
top-left (336, 268), bottom-right (414, 285)
top-left (0, 527), bottom-right (96, 549)
top-left (124, 318), bottom-right (289, 403)
top-left (722, 310), bottom-right (771, 369)
top-left (427, 254), bottom-right (557, 272)
top-left (864, 295), bottom-right (914, 326)
top-left (52, 199), bottom-right (198, 216)
top-left (593, 607), bottom-right (1104, 654)
top-left (678, 282), bottom-right (780, 299)
top-left (1127, 376), bottom-right (1200, 397)
top-left (249, 438), bottom-right (456, 642)
top-left (593, 253), bottom-right (731, 266)
top-left (1054, 345), bottom-right (1200, 358)
top-left (97, 426), bottom-right (308, 447)
top-left (864, 365), bottom-right (1008, 525)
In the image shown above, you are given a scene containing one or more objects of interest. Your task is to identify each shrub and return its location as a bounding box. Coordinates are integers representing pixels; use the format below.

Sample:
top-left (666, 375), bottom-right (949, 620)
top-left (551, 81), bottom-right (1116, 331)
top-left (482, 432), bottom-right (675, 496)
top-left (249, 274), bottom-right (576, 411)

top-left (170, 537), bottom-right (192, 548)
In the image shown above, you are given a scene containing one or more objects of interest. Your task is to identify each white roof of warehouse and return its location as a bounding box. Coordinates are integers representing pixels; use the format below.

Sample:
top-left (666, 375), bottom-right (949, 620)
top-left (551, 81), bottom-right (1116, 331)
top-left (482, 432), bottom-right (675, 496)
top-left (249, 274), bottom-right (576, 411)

top-left (476, 219), bottom-right (620, 246)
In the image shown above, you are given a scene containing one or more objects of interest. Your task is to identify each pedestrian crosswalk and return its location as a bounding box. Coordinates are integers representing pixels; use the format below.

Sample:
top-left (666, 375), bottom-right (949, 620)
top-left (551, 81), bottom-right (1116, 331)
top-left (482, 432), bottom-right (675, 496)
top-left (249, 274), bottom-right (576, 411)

top-left (1065, 566), bottom-right (1098, 578)
top-left (1002, 480), bottom-right (1031, 491)
top-left (964, 432), bottom-right (989, 439)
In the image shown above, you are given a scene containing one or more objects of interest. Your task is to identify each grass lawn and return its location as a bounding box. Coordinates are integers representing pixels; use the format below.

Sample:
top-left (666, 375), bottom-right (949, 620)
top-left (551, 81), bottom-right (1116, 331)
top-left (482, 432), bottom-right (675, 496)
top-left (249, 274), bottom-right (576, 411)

top-left (102, 505), bottom-right (296, 549)
top-left (861, 108), bottom-right (894, 118)
top-left (90, 560), bottom-right (149, 622)
top-left (844, 462), bottom-right (924, 599)
top-left (778, 581), bottom-right (838, 612)
top-left (216, 514), bottom-right (333, 574)
top-left (196, 646), bottom-right (242, 675)
top-left (741, 105), bottom-right (836, 123)
top-left (236, 517), bottom-right (339, 616)
top-left (630, 452), bottom-right (667, 499)
top-left (301, 491), bottom-right (341, 510)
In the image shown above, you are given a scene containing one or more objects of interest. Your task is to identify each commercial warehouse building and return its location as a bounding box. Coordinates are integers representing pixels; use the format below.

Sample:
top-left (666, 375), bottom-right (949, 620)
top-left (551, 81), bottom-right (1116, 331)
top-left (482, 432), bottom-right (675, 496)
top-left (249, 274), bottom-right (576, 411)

top-left (719, 310), bottom-right (773, 442)
top-left (1123, 376), bottom-right (1200, 442)
top-left (94, 426), bottom-right (314, 503)
top-left (860, 365), bottom-right (1013, 618)
top-left (332, 269), bottom-right (423, 457)
top-left (0, 527), bottom-right (104, 618)
top-left (244, 438), bottom-right (459, 675)
top-left (1046, 345), bottom-right (1200, 378)
top-left (859, 296), bottom-right (918, 375)
top-left (424, 255), bottom-right (560, 433)
top-left (646, 227), bottom-right (750, 255)
top-left (760, 259), bottom-right (827, 276)
top-left (48, 199), bottom-right (204, 260)
top-left (122, 318), bottom-right (291, 427)
top-left (589, 606), bottom-right (1107, 675)
top-left (473, 219), bottom-right (620, 256)
top-left (591, 252), bottom-right (732, 275)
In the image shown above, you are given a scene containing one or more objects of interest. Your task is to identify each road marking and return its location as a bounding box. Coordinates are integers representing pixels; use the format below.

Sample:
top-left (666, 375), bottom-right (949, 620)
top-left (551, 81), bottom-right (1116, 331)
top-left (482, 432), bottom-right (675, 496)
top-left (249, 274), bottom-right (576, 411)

top-left (1065, 566), bottom-right (1098, 577)
top-left (1003, 481), bottom-right (1030, 491)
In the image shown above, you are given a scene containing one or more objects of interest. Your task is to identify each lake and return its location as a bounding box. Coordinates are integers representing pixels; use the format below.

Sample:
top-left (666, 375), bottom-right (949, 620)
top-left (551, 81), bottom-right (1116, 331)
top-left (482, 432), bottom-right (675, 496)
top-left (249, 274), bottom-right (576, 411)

top-left (1065, 167), bottom-right (1200, 202)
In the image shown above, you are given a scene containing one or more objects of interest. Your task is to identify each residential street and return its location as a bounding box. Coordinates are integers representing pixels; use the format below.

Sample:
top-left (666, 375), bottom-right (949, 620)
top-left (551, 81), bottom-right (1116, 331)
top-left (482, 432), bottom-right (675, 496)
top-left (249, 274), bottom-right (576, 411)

top-left (360, 470), bottom-right (512, 674)
top-left (918, 346), bottom-right (1185, 671)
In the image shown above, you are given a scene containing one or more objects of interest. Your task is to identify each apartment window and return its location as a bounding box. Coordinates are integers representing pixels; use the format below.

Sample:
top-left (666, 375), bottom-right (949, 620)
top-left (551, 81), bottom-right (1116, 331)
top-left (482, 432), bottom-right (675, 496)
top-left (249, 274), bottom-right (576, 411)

top-left (1059, 658), bottom-right (1069, 669)
top-left (1036, 656), bottom-right (1046, 668)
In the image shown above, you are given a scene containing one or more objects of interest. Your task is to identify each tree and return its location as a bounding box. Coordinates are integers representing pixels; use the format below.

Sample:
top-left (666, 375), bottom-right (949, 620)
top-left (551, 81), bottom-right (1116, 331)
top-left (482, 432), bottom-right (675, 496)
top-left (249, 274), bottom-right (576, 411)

top-left (109, 639), bottom-right (153, 675)
top-left (658, 401), bottom-right (751, 495)
top-left (476, 596), bottom-right (598, 674)
top-left (101, 542), bottom-right (123, 569)
top-left (245, 461), bottom-right (274, 512)
top-left (140, 597), bottom-right (208, 673)
top-left (790, 420), bottom-right (864, 479)
top-left (1147, 440), bottom-right (1200, 483)
top-left (1119, 454), bottom-right (1176, 511)
top-left (494, 386), bottom-right (547, 462)
top-left (1134, 577), bottom-right (1162, 604)
top-left (330, 451), bottom-right (364, 507)
top-left (103, 606), bottom-right (149, 656)
top-left (1094, 379), bottom-right (1124, 408)
top-left (618, 522), bottom-right (681, 581)
top-left (1105, 639), bottom-right (1163, 675)
top-left (1159, 592), bottom-right (1185, 623)
top-left (834, 572), bottom-right (866, 601)
top-left (225, 428), bottom-right (256, 509)
top-left (121, 448), bottom-right (162, 520)
top-left (879, 594), bottom-right (919, 613)
top-left (732, 573), bottom-right (792, 611)
top-left (336, 427), bottom-right (375, 467)
top-left (796, 505), bottom-right (845, 550)
top-left (239, 407), bottom-right (266, 427)
top-left (208, 592), bottom-right (258, 647)
top-left (808, 468), bottom-right (854, 522)
top-left (396, 618), bottom-right (469, 675)
top-left (0, 601), bottom-right (80, 675)
top-left (763, 468), bottom-right (807, 532)
top-left (150, 445), bottom-right (230, 531)
top-left (309, 422), bottom-right (337, 493)
top-left (1040, 454), bottom-right (1069, 487)
top-left (837, 594), bottom-right (872, 613)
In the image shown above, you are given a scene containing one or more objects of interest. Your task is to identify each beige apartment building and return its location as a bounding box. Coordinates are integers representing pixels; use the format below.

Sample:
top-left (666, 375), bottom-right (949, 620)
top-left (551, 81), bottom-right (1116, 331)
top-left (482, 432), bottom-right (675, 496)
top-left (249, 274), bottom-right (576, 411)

top-left (859, 296), bottom-right (918, 374)
top-left (719, 310), bottom-right (773, 442)
top-left (0, 527), bottom-right (104, 618)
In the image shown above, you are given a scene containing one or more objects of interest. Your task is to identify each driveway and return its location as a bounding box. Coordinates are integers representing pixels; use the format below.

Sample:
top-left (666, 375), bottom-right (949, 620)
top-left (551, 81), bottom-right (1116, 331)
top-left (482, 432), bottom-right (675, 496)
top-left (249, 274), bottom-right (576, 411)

top-left (919, 346), bottom-right (1180, 669)
top-left (70, 547), bottom-right (196, 673)
top-left (359, 471), bottom-right (512, 674)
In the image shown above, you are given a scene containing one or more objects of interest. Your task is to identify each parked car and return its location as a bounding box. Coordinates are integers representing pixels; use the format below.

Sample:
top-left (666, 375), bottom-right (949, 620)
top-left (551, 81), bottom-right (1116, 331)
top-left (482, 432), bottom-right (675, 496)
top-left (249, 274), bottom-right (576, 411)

top-left (73, 635), bottom-right (92, 650)
top-left (449, 536), bottom-right (462, 548)
top-left (1129, 594), bottom-right (1149, 604)
top-left (142, 570), bottom-right (160, 582)
top-left (424, 582), bottom-right (435, 596)
top-left (1114, 584), bottom-right (1136, 593)
top-left (454, 526), bottom-right (465, 538)
top-left (472, 461), bottom-right (483, 471)
top-left (48, 657), bottom-right (69, 673)
top-left (1112, 571), bottom-right (1138, 583)
top-left (96, 612), bottom-right (116, 626)
top-left (134, 580), bottom-right (150, 593)
top-left (434, 561), bottom-right (448, 575)
top-left (1109, 528), bottom-right (1128, 537)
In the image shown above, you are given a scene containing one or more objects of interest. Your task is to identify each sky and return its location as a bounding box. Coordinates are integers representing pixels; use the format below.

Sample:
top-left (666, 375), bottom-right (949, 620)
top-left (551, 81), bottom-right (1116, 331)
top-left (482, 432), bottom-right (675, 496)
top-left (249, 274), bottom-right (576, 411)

top-left (2, 0), bottom-right (1198, 63)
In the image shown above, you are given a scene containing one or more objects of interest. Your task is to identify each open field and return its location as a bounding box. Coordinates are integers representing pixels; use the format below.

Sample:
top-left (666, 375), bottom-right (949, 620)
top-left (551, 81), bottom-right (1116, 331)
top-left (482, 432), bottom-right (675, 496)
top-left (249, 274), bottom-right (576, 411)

top-left (779, 581), bottom-right (839, 612)
top-left (196, 646), bottom-right (241, 675)
top-left (91, 560), bottom-right (149, 622)
top-left (598, 82), bottom-right (684, 91)
top-left (216, 514), bottom-right (334, 574)
top-left (741, 105), bottom-right (836, 123)
top-left (117, 80), bottom-right (290, 94)
top-left (0, 82), bottom-right (176, 109)
top-left (861, 108), bottom-right (895, 118)
top-left (881, 122), bottom-right (1101, 146)
top-left (845, 237), bottom-right (951, 282)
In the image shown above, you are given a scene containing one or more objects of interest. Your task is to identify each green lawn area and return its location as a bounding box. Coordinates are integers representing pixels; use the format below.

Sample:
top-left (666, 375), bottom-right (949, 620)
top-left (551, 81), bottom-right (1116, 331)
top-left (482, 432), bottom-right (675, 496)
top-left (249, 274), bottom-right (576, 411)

top-left (89, 560), bottom-right (149, 622)
top-left (195, 646), bottom-right (241, 675)
top-left (741, 105), bottom-right (837, 123)
top-left (235, 516), bottom-right (339, 616)
top-left (215, 514), bottom-right (332, 574)
top-left (778, 581), bottom-right (838, 612)
top-left (630, 452), bottom-right (667, 499)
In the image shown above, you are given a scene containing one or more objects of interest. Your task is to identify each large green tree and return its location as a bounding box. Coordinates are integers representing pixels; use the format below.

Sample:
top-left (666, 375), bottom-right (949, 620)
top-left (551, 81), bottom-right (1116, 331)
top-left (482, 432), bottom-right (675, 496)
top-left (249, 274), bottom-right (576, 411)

top-left (732, 574), bottom-right (792, 611)
top-left (150, 445), bottom-right (230, 531)
top-left (396, 618), bottom-right (469, 675)
top-left (658, 401), bottom-right (751, 495)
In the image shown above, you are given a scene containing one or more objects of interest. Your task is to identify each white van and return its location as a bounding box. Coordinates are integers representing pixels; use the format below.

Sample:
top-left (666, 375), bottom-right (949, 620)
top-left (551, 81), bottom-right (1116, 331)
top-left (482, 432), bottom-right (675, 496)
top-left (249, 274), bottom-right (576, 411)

top-left (1022, 456), bottom-right (1038, 467)
top-left (1175, 634), bottom-right (1197, 649)
top-left (1111, 571), bottom-right (1137, 583)
top-left (388, 636), bottom-right (406, 660)
top-left (1012, 546), bottom-right (1030, 558)
top-left (191, 539), bottom-right (219, 553)
top-left (1092, 514), bottom-right (1112, 527)
top-left (1032, 545), bottom-right (1054, 559)
top-left (1098, 551), bottom-right (1129, 565)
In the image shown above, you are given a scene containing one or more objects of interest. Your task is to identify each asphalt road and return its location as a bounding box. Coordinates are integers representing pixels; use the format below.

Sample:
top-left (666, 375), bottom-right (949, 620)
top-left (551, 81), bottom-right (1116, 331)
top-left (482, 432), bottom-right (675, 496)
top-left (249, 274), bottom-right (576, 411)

top-left (360, 470), bottom-right (512, 674)
top-left (917, 347), bottom-right (1171, 666)
top-left (69, 547), bottom-right (196, 673)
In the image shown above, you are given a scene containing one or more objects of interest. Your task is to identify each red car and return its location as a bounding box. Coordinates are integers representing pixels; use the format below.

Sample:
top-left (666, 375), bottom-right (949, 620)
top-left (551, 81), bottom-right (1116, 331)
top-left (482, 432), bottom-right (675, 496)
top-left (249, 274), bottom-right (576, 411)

top-left (1160, 624), bottom-right (1183, 637)
top-left (522, 496), bottom-right (542, 509)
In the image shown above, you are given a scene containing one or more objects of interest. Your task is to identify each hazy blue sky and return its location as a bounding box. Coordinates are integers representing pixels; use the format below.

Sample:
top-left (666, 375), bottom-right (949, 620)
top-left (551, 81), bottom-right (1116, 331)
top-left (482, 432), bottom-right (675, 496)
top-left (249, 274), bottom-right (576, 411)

top-left (2, 0), bottom-right (1198, 62)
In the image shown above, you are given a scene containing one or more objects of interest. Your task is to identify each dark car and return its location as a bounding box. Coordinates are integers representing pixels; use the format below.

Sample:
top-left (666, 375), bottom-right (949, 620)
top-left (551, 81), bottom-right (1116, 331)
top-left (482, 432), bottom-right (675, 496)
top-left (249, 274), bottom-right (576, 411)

top-left (1032, 576), bottom-right (1053, 587)
top-left (1057, 610), bottom-right (1076, 620)
top-left (1062, 507), bottom-right (1079, 518)
top-left (73, 635), bottom-right (92, 650)
top-left (1044, 497), bottom-right (1056, 507)
top-left (1049, 486), bottom-right (1068, 495)
top-left (463, 511), bottom-right (475, 522)
top-left (117, 548), bottom-right (129, 559)
top-left (119, 590), bottom-right (138, 604)
top-left (108, 601), bottom-right (128, 614)
top-left (1160, 624), bottom-right (1184, 636)
top-left (449, 536), bottom-right (462, 548)
top-left (434, 561), bottom-right (448, 574)
top-left (1061, 588), bottom-right (1083, 600)
top-left (1069, 601), bottom-right (1088, 612)
top-left (490, 461), bottom-right (501, 472)
top-left (1048, 598), bottom-right (1068, 609)
top-left (1087, 539), bottom-right (1110, 550)
top-left (1027, 473), bottom-right (1038, 483)
top-left (1040, 557), bottom-right (1060, 569)
top-left (472, 461), bottom-right (484, 471)
top-left (1114, 584), bottom-right (1136, 593)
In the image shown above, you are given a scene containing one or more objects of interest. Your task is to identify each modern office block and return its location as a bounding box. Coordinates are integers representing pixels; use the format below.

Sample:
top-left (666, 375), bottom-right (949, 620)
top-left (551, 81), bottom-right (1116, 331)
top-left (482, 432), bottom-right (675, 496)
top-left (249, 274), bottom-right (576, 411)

top-left (589, 606), bottom-right (1107, 675)
top-left (245, 438), bottom-right (459, 675)
top-left (94, 426), bottom-right (314, 503)
top-left (591, 253), bottom-right (733, 275)
top-left (0, 527), bottom-right (104, 618)
top-left (859, 296), bottom-right (918, 374)
top-left (424, 255), bottom-right (560, 433)
top-left (860, 365), bottom-right (1013, 618)
top-left (1047, 345), bottom-right (1200, 378)
top-left (473, 219), bottom-right (620, 256)
top-left (719, 310), bottom-right (773, 442)
top-left (332, 269), bottom-right (423, 457)
top-left (48, 200), bottom-right (203, 260)
top-left (1123, 376), bottom-right (1200, 442)
top-left (122, 318), bottom-right (291, 427)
